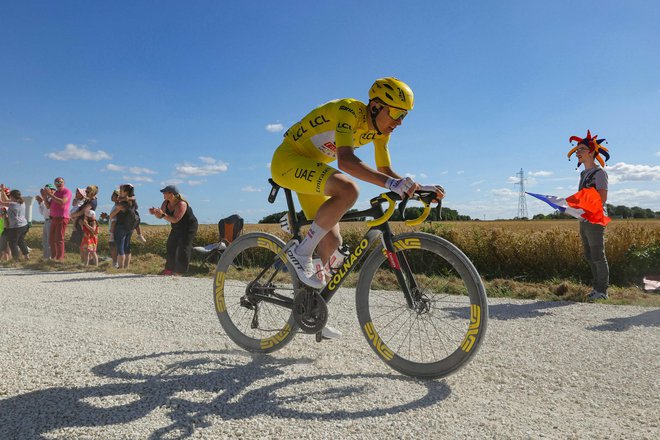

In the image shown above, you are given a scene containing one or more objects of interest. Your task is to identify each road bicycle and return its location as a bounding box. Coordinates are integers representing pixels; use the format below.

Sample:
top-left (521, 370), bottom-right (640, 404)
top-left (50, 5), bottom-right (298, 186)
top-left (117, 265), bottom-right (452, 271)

top-left (213, 179), bottom-right (488, 378)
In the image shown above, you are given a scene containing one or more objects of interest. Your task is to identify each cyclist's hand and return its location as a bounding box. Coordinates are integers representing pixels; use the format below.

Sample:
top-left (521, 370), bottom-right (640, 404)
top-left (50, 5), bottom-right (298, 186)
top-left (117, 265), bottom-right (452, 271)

top-left (387, 177), bottom-right (418, 198)
top-left (420, 184), bottom-right (445, 202)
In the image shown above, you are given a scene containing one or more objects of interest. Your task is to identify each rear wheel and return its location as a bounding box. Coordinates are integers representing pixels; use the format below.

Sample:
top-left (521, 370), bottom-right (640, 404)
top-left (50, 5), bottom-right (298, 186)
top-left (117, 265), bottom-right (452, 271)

top-left (214, 232), bottom-right (298, 353)
top-left (356, 232), bottom-right (488, 378)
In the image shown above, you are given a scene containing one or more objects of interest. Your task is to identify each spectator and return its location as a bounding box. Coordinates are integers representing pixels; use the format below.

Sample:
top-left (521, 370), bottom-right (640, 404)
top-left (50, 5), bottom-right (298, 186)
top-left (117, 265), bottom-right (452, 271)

top-left (43, 177), bottom-right (72, 260)
top-left (110, 185), bottom-right (138, 269)
top-left (0, 187), bottom-right (30, 261)
top-left (0, 203), bottom-right (10, 261)
top-left (117, 183), bottom-right (147, 243)
top-left (101, 189), bottom-right (120, 267)
top-left (149, 185), bottom-right (198, 276)
top-left (81, 209), bottom-right (99, 266)
top-left (70, 185), bottom-right (99, 255)
top-left (35, 184), bottom-right (56, 258)
top-left (569, 131), bottom-right (610, 301)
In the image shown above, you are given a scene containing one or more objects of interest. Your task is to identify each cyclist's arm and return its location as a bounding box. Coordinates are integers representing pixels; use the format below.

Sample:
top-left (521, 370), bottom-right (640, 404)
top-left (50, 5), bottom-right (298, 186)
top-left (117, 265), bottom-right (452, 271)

top-left (377, 165), bottom-right (403, 180)
top-left (337, 147), bottom-right (392, 188)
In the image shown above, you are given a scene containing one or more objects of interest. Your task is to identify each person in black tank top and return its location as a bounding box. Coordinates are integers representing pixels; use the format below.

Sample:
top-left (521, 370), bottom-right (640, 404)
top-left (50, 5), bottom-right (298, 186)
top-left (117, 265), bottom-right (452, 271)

top-left (149, 185), bottom-right (199, 275)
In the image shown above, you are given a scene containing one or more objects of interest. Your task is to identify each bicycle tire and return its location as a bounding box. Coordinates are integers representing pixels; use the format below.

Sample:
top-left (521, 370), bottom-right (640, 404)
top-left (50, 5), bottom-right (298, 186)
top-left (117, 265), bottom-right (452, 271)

top-left (356, 232), bottom-right (488, 378)
top-left (214, 232), bottom-right (299, 353)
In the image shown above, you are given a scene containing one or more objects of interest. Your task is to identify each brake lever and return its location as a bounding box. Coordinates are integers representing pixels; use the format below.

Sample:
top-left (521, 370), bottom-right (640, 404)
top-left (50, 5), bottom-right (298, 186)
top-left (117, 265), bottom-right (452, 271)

top-left (398, 194), bottom-right (409, 220)
top-left (436, 200), bottom-right (443, 221)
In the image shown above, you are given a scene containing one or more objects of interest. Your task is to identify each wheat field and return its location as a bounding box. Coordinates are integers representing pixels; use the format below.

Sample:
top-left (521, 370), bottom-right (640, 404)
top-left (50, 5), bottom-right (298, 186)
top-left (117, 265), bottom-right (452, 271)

top-left (22, 218), bottom-right (659, 286)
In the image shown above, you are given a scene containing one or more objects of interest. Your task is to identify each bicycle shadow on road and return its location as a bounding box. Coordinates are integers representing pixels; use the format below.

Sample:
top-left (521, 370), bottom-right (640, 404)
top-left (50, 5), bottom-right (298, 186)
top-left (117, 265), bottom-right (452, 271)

top-left (0, 350), bottom-right (451, 440)
top-left (588, 309), bottom-right (660, 332)
top-left (445, 301), bottom-right (571, 321)
top-left (487, 301), bottom-right (572, 320)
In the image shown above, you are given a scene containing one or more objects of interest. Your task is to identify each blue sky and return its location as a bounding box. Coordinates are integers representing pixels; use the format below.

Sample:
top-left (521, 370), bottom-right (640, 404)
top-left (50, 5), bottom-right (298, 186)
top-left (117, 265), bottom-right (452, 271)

top-left (1, 0), bottom-right (658, 224)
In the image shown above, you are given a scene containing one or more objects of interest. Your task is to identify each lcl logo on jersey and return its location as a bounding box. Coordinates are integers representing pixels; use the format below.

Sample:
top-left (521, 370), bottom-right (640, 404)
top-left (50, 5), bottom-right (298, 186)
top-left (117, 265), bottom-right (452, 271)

top-left (309, 115), bottom-right (330, 128)
top-left (337, 122), bottom-right (352, 132)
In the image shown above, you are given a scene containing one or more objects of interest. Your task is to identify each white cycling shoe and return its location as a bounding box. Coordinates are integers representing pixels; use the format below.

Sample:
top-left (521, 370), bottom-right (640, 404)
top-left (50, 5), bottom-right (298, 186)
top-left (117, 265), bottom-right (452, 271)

top-left (286, 241), bottom-right (325, 290)
top-left (321, 325), bottom-right (342, 340)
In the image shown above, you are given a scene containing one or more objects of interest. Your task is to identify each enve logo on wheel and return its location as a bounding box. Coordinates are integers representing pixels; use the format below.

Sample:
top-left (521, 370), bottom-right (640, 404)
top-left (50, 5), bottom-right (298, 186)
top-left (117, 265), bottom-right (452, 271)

top-left (364, 322), bottom-right (394, 361)
top-left (214, 271), bottom-right (226, 313)
top-left (261, 323), bottom-right (293, 349)
top-left (460, 304), bottom-right (481, 352)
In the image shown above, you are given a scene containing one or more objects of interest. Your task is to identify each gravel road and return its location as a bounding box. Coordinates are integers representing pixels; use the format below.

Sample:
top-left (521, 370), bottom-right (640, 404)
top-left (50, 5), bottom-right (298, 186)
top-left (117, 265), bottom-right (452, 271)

top-left (1, 268), bottom-right (658, 439)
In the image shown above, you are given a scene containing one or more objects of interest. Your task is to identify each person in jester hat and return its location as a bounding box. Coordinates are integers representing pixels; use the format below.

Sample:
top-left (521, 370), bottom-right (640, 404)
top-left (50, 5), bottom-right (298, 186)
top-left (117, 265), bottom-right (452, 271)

top-left (567, 130), bottom-right (610, 301)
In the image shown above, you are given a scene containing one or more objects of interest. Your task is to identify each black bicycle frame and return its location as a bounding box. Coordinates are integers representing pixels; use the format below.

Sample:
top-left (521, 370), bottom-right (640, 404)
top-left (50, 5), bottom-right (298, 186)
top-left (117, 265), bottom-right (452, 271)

top-left (265, 179), bottom-right (418, 306)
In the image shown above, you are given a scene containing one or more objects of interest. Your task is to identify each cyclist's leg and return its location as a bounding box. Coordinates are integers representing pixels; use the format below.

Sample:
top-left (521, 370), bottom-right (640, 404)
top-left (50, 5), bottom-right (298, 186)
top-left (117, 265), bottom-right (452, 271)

top-left (317, 224), bottom-right (341, 264)
top-left (272, 144), bottom-right (357, 257)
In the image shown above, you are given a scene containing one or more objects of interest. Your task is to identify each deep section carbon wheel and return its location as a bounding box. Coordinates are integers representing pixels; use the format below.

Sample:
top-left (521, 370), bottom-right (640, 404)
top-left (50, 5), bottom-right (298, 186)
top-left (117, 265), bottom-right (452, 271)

top-left (356, 232), bottom-right (488, 378)
top-left (214, 232), bottom-right (299, 353)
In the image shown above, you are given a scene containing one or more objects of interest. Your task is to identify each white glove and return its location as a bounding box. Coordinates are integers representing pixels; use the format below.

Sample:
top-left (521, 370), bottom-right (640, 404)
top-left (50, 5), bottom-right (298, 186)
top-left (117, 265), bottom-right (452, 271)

top-left (387, 177), bottom-right (416, 197)
top-left (420, 184), bottom-right (445, 200)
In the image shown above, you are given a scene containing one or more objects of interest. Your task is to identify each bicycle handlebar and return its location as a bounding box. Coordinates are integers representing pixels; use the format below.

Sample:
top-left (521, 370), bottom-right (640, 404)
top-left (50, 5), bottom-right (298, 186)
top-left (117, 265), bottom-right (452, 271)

top-left (366, 190), bottom-right (442, 227)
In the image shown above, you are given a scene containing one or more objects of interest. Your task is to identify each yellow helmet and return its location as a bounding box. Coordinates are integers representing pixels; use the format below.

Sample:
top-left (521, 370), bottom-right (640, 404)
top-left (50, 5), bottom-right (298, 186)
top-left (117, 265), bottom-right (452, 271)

top-left (369, 77), bottom-right (414, 110)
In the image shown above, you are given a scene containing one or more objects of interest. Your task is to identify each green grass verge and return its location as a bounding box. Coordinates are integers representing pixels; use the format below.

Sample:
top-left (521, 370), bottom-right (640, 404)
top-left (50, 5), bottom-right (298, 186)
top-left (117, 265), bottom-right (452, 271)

top-left (2, 254), bottom-right (658, 307)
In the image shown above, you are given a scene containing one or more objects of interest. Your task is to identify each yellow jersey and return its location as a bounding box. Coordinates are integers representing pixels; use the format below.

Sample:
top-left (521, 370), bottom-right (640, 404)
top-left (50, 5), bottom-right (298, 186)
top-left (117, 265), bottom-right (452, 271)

top-left (281, 98), bottom-right (392, 168)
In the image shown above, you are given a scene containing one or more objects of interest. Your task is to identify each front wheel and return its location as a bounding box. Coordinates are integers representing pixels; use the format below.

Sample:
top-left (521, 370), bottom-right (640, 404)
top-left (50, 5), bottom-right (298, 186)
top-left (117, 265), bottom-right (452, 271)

top-left (214, 232), bottom-right (299, 353)
top-left (356, 232), bottom-right (488, 378)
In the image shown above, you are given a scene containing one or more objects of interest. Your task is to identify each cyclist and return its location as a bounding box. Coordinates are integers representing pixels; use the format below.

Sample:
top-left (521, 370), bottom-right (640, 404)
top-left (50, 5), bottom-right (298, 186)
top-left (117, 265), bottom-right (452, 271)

top-left (270, 77), bottom-right (445, 325)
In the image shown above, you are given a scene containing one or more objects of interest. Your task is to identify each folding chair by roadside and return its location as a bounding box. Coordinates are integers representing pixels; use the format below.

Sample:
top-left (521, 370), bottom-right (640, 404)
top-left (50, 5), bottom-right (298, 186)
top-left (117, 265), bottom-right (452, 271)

top-left (193, 214), bottom-right (244, 267)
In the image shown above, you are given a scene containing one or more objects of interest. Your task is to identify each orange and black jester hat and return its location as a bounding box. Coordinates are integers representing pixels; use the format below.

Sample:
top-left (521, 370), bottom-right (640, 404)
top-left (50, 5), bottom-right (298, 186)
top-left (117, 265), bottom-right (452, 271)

top-left (566, 129), bottom-right (610, 168)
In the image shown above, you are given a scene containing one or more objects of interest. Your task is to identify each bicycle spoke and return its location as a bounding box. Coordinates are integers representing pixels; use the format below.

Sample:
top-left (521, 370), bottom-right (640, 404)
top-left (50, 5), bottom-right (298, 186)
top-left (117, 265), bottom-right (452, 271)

top-left (357, 233), bottom-right (488, 378)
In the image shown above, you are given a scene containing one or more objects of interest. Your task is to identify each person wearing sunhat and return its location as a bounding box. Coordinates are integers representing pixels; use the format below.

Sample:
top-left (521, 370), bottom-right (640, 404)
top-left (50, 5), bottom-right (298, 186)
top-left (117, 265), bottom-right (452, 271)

top-left (35, 183), bottom-right (56, 258)
top-left (149, 184), bottom-right (198, 275)
top-left (567, 129), bottom-right (610, 301)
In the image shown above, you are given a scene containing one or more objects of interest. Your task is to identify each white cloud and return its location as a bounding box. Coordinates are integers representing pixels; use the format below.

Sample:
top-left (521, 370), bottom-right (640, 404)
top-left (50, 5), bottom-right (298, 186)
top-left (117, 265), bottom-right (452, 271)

top-left (128, 166), bottom-right (156, 175)
top-left (266, 123), bottom-right (284, 133)
top-left (491, 188), bottom-right (518, 199)
top-left (655, 151), bottom-right (660, 157)
top-left (187, 180), bottom-right (204, 186)
top-left (161, 179), bottom-right (184, 186)
top-left (607, 162), bottom-right (660, 184)
top-left (106, 163), bottom-right (125, 172)
top-left (457, 170), bottom-right (464, 175)
top-left (242, 185), bottom-right (262, 192)
top-left (440, 170), bottom-right (448, 175)
top-left (47, 144), bottom-right (111, 161)
top-left (470, 180), bottom-right (485, 186)
top-left (106, 163), bottom-right (156, 175)
top-left (608, 188), bottom-right (660, 209)
top-left (124, 176), bottom-right (153, 183)
top-left (528, 170), bottom-right (553, 177)
top-left (175, 157), bottom-right (228, 176)
top-left (22, 137), bottom-right (33, 142)
top-left (419, 173), bottom-right (428, 179)
top-left (405, 173), bottom-right (416, 179)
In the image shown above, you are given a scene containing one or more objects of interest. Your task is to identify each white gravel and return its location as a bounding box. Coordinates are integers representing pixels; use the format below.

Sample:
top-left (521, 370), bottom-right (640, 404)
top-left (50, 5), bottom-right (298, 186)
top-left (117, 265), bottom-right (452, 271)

top-left (1, 267), bottom-right (658, 439)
